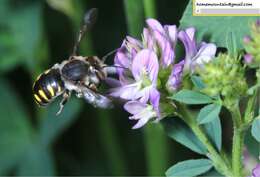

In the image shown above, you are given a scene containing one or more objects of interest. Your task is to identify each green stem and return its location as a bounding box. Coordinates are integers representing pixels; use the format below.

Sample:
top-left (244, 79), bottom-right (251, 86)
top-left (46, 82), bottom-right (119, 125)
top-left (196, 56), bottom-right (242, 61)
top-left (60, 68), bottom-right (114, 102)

top-left (123, 0), bottom-right (144, 37)
top-left (96, 110), bottom-right (128, 175)
top-left (178, 104), bottom-right (233, 177)
top-left (229, 103), bottom-right (243, 177)
top-left (143, 0), bottom-right (156, 18)
top-left (231, 127), bottom-right (244, 177)
top-left (144, 124), bottom-right (169, 176)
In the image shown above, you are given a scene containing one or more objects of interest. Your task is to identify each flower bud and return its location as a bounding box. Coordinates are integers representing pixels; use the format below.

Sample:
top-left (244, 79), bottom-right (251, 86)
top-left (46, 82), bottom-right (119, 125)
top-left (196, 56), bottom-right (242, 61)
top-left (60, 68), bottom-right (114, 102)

top-left (243, 35), bottom-right (251, 44)
top-left (198, 54), bottom-right (247, 100)
top-left (244, 53), bottom-right (254, 64)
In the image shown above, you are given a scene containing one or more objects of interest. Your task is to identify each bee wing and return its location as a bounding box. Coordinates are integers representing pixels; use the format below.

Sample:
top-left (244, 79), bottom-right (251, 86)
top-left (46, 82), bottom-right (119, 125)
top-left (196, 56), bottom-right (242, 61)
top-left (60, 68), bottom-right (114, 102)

top-left (82, 87), bottom-right (113, 109)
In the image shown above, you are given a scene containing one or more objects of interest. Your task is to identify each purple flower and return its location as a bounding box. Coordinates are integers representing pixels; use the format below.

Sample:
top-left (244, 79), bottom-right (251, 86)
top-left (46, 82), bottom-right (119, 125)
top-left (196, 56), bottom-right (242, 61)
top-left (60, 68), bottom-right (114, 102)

top-left (124, 88), bottom-right (160, 129)
top-left (114, 37), bottom-right (141, 84)
top-left (244, 35), bottom-right (252, 44)
top-left (166, 60), bottom-right (185, 92)
top-left (111, 49), bottom-right (159, 103)
top-left (112, 20), bottom-right (218, 129)
top-left (178, 27), bottom-right (216, 73)
top-left (244, 53), bottom-right (254, 64)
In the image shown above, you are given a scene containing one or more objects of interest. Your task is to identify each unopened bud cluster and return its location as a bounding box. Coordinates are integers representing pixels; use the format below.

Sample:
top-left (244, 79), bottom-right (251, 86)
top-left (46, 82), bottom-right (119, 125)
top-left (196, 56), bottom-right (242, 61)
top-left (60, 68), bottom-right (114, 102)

top-left (198, 54), bottom-right (247, 101)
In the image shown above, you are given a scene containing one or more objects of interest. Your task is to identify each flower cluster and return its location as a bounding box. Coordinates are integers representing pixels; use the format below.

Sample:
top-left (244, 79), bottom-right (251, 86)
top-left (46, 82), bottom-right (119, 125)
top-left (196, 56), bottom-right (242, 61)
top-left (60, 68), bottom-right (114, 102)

top-left (243, 20), bottom-right (260, 68)
top-left (110, 19), bottom-right (216, 129)
top-left (198, 53), bottom-right (247, 105)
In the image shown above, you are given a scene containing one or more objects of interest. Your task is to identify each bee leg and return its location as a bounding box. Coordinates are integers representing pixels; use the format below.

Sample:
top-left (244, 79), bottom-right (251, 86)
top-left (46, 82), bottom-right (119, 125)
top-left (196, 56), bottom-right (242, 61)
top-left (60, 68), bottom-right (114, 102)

top-left (89, 83), bottom-right (98, 92)
top-left (56, 90), bottom-right (71, 115)
top-left (103, 66), bottom-right (117, 75)
top-left (96, 70), bottom-right (107, 80)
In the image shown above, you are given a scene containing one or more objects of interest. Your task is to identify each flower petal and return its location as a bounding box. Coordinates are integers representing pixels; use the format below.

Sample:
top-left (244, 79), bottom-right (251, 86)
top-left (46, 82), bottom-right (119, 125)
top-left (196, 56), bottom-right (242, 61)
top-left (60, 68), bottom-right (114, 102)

top-left (153, 30), bottom-right (175, 67)
top-left (109, 82), bottom-right (140, 100)
top-left (143, 28), bottom-right (155, 49)
top-left (193, 43), bottom-right (216, 65)
top-left (126, 36), bottom-right (142, 49)
top-left (167, 60), bottom-right (185, 91)
top-left (252, 164), bottom-right (260, 177)
top-left (164, 25), bottom-right (178, 47)
top-left (114, 42), bottom-right (131, 69)
top-left (131, 49), bottom-right (159, 84)
top-left (185, 27), bottom-right (196, 41)
top-left (149, 87), bottom-right (160, 116)
top-left (139, 86), bottom-right (152, 103)
top-left (132, 117), bottom-right (150, 129)
top-left (124, 101), bottom-right (147, 115)
top-left (146, 18), bottom-right (165, 34)
top-left (178, 28), bottom-right (197, 60)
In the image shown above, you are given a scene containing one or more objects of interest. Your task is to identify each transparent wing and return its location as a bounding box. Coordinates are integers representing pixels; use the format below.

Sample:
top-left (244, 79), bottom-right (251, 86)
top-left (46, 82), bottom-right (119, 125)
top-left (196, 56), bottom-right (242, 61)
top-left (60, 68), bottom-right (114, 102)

top-left (81, 87), bottom-right (113, 109)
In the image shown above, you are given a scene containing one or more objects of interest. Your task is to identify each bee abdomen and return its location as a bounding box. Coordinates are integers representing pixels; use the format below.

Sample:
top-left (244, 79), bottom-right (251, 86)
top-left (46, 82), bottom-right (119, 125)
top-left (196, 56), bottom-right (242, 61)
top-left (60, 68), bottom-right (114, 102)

top-left (33, 69), bottom-right (64, 106)
top-left (34, 87), bottom-right (52, 106)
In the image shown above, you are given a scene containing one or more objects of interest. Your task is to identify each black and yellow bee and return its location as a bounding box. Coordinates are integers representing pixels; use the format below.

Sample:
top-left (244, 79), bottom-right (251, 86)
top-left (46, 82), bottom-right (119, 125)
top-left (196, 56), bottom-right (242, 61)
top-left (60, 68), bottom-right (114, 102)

top-left (32, 8), bottom-right (115, 115)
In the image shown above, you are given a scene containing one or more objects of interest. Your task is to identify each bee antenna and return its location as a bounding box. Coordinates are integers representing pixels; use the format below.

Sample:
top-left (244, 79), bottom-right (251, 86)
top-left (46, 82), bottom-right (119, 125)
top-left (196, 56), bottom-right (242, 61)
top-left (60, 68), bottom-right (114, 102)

top-left (104, 65), bottom-right (127, 69)
top-left (71, 8), bottom-right (98, 56)
top-left (102, 48), bottom-right (118, 63)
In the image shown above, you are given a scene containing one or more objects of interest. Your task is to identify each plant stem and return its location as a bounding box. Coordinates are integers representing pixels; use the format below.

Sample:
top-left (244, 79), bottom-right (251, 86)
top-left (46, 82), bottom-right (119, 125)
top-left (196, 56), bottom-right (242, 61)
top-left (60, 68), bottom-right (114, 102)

top-left (229, 103), bottom-right (244, 177)
top-left (144, 124), bottom-right (169, 175)
top-left (232, 127), bottom-right (244, 177)
top-left (123, 0), bottom-right (144, 38)
top-left (178, 104), bottom-right (233, 177)
top-left (96, 110), bottom-right (128, 175)
top-left (143, 0), bottom-right (156, 18)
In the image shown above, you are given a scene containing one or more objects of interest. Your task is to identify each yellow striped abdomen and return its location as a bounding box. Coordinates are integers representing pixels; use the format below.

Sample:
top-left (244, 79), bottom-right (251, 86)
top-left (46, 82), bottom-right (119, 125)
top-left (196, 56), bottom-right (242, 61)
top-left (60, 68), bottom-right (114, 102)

top-left (32, 69), bottom-right (65, 106)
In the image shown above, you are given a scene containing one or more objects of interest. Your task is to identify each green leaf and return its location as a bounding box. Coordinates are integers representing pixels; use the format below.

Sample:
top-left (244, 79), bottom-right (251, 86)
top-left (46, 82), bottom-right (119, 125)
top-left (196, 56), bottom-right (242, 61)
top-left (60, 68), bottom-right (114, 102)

top-left (0, 2), bottom-right (43, 72)
top-left (191, 75), bottom-right (205, 90)
top-left (16, 145), bottom-right (55, 176)
top-left (226, 31), bottom-right (237, 57)
top-left (171, 89), bottom-right (213, 105)
top-left (251, 118), bottom-right (260, 142)
top-left (162, 118), bottom-right (207, 155)
top-left (204, 117), bottom-right (222, 151)
top-left (0, 79), bottom-right (33, 174)
top-left (197, 104), bottom-right (222, 124)
top-left (39, 98), bottom-right (82, 146)
top-left (166, 159), bottom-right (212, 177)
top-left (180, 0), bottom-right (257, 50)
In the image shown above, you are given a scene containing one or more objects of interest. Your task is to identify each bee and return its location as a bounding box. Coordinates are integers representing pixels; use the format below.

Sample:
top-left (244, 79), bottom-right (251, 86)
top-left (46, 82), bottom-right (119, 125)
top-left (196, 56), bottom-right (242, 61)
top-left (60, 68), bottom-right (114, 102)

top-left (32, 8), bottom-right (115, 115)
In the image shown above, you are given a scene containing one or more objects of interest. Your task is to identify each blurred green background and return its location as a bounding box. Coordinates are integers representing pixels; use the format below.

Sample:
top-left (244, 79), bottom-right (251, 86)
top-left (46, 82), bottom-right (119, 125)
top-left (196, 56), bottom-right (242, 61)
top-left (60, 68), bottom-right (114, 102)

top-left (2, 0), bottom-right (254, 176)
